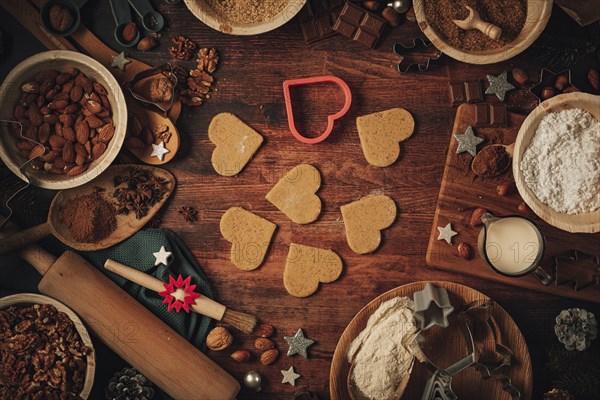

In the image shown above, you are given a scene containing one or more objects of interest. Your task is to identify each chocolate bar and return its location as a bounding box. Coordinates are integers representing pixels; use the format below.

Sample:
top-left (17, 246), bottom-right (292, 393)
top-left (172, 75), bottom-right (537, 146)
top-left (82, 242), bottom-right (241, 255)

top-left (332, 2), bottom-right (386, 48)
top-left (448, 81), bottom-right (483, 104)
top-left (298, 0), bottom-right (344, 44)
top-left (474, 104), bottom-right (508, 127)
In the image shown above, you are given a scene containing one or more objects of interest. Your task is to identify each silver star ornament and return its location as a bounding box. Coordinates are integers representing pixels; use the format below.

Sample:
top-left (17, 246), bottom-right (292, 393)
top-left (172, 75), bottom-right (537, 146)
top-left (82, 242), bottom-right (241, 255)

top-left (111, 52), bottom-right (131, 71)
top-left (454, 126), bottom-right (484, 157)
top-left (437, 223), bottom-right (457, 245)
top-left (281, 366), bottom-right (300, 386)
top-left (284, 329), bottom-right (315, 358)
top-left (485, 71), bottom-right (515, 101)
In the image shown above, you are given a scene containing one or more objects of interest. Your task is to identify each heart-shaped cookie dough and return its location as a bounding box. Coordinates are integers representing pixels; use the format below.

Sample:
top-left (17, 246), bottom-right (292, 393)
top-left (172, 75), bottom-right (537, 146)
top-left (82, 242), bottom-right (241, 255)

top-left (265, 164), bottom-right (322, 224)
top-left (220, 207), bottom-right (276, 271)
top-left (341, 194), bottom-right (397, 254)
top-left (284, 243), bottom-right (343, 298)
top-left (356, 108), bottom-right (415, 167)
top-left (209, 112), bottom-right (263, 176)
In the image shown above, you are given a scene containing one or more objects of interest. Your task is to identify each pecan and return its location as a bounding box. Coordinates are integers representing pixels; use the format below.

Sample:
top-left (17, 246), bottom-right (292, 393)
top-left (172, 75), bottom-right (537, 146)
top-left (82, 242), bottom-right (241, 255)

top-left (168, 35), bottom-right (196, 61)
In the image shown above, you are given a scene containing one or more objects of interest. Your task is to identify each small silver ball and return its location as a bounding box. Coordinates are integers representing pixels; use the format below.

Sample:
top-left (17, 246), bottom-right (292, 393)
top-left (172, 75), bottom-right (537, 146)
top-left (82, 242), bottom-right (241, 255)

top-left (243, 371), bottom-right (262, 392)
top-left (389, 0), bottom-right (411, 14)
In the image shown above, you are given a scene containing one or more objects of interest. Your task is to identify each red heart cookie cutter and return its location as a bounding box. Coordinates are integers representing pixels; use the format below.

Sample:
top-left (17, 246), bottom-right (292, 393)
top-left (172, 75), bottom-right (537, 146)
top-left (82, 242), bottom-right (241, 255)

top-left (283, 75), bottom-right (352, 144)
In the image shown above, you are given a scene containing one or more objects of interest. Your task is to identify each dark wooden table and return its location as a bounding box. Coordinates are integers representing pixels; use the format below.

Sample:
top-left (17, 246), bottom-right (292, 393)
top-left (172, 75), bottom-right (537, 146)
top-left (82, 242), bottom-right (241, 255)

top-left (1, 2), bottom-right (599, 399)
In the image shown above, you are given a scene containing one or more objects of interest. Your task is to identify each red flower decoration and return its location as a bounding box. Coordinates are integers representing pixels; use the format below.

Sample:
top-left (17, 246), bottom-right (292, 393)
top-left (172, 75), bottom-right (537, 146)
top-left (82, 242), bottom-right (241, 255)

top-left (159, 274), bottom-right (201, 313)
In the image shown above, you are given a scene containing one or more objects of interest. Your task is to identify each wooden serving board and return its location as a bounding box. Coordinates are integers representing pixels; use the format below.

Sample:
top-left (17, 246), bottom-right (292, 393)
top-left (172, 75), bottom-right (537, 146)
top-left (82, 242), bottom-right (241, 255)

top-left (330, 281), bottom-right (532, 400)
top-left (426, 104), bottom-right (600, 303)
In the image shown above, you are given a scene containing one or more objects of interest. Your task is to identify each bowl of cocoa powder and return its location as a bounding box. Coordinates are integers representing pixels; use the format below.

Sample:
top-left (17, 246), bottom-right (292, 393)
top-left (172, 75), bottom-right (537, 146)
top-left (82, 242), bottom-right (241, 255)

top-left (0, 50), bottom-right (127, 190)
top-left (184, 0), bottom-right (306, 35)
top-left (413, 0), bottom-right (552, 64)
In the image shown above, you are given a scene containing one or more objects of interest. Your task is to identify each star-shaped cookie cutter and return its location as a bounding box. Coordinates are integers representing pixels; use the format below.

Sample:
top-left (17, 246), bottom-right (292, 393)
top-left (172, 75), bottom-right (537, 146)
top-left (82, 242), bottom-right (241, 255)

top-left (393, 37), bottom-right (442, 74)
top-left (554, 250), bottom-right (600, 291)
top-left (413, 283), bottom-right (455, 330)
top-left (529, 68), bottom-right (572, 104)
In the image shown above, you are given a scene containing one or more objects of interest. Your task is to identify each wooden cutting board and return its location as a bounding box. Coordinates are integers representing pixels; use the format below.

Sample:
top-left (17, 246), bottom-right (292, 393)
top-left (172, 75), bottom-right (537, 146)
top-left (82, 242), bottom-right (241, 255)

top-left (330, 281), bottom-right (532, 400)
top-left (426, 104), bottom-right (600, 303)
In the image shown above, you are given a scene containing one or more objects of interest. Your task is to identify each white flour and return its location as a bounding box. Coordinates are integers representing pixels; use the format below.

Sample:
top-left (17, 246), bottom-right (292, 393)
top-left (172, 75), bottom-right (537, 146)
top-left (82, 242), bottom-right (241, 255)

top-left (521, 108), bottom-right (600, 214)
top-left (347, 296), bottom-right (417, 400)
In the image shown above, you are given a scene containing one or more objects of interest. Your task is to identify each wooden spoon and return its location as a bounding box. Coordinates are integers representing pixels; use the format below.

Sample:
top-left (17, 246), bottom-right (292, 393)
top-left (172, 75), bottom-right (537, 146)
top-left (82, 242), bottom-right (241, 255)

top-left (0, 165), bottom-right (175, 254)
top-left (453, 6), bottom-right (502, 41)
top-left (347, 361), bottom-right (412, 400)
top-left (471, 143), bottom-right (514, 177)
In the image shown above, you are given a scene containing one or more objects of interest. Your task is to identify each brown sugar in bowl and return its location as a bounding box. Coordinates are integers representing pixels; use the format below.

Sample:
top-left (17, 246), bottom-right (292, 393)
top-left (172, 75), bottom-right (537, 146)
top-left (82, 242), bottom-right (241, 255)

top-left (413, 0), bottom-right (553, 64)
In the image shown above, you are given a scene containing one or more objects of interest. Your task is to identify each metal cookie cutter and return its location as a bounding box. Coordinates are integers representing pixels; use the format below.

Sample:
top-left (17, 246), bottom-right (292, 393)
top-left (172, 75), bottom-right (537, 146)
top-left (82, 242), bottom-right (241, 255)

top-left (554, 250), bottom-right (600, 291)
top-left (413, 283), bottom-right (455, 330)
top-left (123, 63), bottom-right (178, 115)
top-left (393, 37), bottom-right (442, 74)
top-left (282, 75), bottom-right (352, 144)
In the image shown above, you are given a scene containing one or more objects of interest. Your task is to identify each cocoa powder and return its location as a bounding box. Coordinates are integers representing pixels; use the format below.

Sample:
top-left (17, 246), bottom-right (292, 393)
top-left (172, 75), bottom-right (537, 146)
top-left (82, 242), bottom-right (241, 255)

top-left (472, 145), bottom-right (510, 177)
top-left (425, 0), bottom-right (526, 51)
top-left (60, 192), bottom-right (117, 243)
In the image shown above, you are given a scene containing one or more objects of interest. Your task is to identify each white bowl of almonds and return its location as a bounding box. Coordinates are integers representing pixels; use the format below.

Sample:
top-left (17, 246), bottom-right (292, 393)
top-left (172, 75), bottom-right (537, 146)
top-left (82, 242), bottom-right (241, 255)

top-left (0, 50), bottom-right (126, 190)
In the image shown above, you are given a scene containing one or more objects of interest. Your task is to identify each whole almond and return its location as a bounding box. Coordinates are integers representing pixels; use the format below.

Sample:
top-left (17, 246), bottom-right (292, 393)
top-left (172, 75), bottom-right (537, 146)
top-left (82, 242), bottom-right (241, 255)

top-left (34, 70), bottom-right (58, 83)
top-left (70, 85), bottom-right (83, 102)
top-left (512, 68), bottom-right (529, 86)
top-left (81, 77), bottom-right (93, 94)
top-left (121, 22), bottom-right (138, 42)
top-left (260, 349), bottom-right (279, 366)
top-left (56, 72), bottom-right (72, 85)
top-left (49, 99), bottom-right (69, 110)
top-left (17, 140), bottom-right (35, 151)
top-left (254, 324), bottom-right (274, 338)
top-left (75, 152), bottom-right (85, 166)
top-left (76, 121), bottom-right (90, 144)
top-left (41, 150), bottom-right (59, 163)
top-left (98, 124), bottom-right (115, 142)
top-left (62, 141), bottom-right (75, 163)
top-left (38, 123), bottom-right (51, 143)
top-left (54, 92), bottom-right (69, 101)
top-left (49, 135), bottom-right (66, 149)
top-left (86, 115), bottom-right (103, 129)
top-left (28, 145), bottom-right (46, 160)
top-left (92, 142), bottom-right (107, 159)
top-left (74, 142), bottom-right (87, 157)
top-left (93, 82), bottom-right (107, 96)
top-left (230, 350), bottom-right (251, 363)
top-left (66, 164), bottom-right (87, 176)
top-left (255, 338), bottom-right (275, 351)
top-left (63, 126), bottom-right (76, 142)
top-left (85, 100), bottom-right (102, 114)
top-left (62, 81), bottom-right (74, 93)
top-left (469, 207), bottom-right (486, 227)
top-left (26, 105), bottom-right (43, 126)
top-left (588, 68), bottom-right (600, 91)
top-left (13, 105), bottom-right (26, 119)
top-left (457, 242), bottom-right (473, 260)
top-left (206, 326), bottom-right (233, 351)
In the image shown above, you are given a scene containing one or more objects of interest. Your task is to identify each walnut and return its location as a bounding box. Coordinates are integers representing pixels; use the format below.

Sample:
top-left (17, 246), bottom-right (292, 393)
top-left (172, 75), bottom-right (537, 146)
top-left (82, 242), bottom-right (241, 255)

top-left (49, 4), bottom-right (74, 32)
top-left (206, 326), bottom-right (233, 351)
top-left (197, 48), bottom-right (219, 73)
top-left (168, 35), bottom-right (197, 61)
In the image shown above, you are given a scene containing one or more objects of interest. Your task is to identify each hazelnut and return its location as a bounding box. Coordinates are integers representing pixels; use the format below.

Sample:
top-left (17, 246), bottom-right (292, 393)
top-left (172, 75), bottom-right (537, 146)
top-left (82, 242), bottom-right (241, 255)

top-left (469, 207), bottom-right (487, 227)
top-left (517, 201), bottom-right (532, 215)
top-left (260, 348), bottom-right (279, 365)
top-left (206, 326), bottom-right (233, 351)
top-left (562, 86), bottom-right (580, 94)
top-left (540, 87), bottom-right (555, 100)
top-left (496, 182), bottom-right (513, 197)
top-left (230, 349), bottom-right (251, 362)
top-left (511, 68), bottom-right (529, 86)
top-left (588, 68), bottom-right (600, 90)
top-left (255, 338), bottom-right (275, 351)
top-left (457, 242), bottom-right (473, 260)
top-left (137, 37), bottom-right (157, 52)
top-left (49, 4), bottom-right (74, 33)
top-left (254, 324), bottom-right (274, 338)
top-left (381, 7), bottom-right (402, 27)
top-left (121, 22), bottom-right (138, 43)
top-left (405, 7), bottom-right (416, 22)
top-left (362, 1), bottom-right (382, 11)
top-left (554, 75), bottom-right (569, 91)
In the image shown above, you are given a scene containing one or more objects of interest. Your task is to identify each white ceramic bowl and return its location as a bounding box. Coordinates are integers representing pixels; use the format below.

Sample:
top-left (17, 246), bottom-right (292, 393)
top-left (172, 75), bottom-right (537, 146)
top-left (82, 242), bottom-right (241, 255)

top-left (0, 293), bottom-right (95, 399)
top-left (184, 0), bottom-right (306, 35)
top-left (0, 50), bottom-right (126, 190)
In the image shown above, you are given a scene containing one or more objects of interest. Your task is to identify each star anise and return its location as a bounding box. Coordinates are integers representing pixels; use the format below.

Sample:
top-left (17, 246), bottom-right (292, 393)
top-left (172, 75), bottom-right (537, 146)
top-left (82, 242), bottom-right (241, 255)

top-left (178, 206), bottom-right (197, 223)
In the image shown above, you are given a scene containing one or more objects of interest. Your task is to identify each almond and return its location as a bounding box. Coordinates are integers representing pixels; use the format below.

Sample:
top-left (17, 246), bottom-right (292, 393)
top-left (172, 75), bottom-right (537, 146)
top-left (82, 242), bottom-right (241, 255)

top-left (92, 142), bottom-right (107, 159)
top-left (98, 124), bottom-right (115, 142)
top-left (496, 182), bottom-right (513, 197)
top-left (34, 70), bottom-right (58, 83)
top-left (63, 126), bottom-right (76, 142)
top-left (66, 164), bottom-right (87, 176)
top-left (27, 143), bottom-right (44, 157)
top-left (17, 140), bottom-right (35, 151)
top-left (469, 207), bottom-right (486, 227)
top-left (255, 338), bottom-right (275, 351)
top-left (230, 350), bottom-right (251, 363)
top-left (70, 85), bottom-right (83, 102)
top-left (93, 82), bottom-right (107, 96)
top-left (86, 115), bottom-right (103, 129)
top-left (49, 99), bottom-right (69, 110)
top-left (62, 141), bottom-right (75, 163)
top-left (75, 152), bottom-right (85, 166)
top-left (121, 22), bottom-right (138, 42)
top-left (457, 242), bottom-right (473, 260)
top-left (74, 142), bottom-right (87, 157)
top-left (41, 150), bottom-right (59, 163)
top-left (588, 68), bottom-right (600, 91)
top-left (260, 349), bottom-right (279, 366)
top-left (49, 135), bottom-right (66, 149)
top-left (38, 123), bottom-right (51, 143)
top-left (85, 100), bottom-right (102, 114)
top-left (56, 72), bottom-right (72, 85)
top-left (254, 324), bottom-right (274, 338)
top-left (13, 105), bottom-right (26, 119)
top-left (206, 326), bottom-right (233, 351)
top-left (26, 105), bottom-right (43, 127)
top-left (76, 121), bottom-right (90, 144)
top-left (511, 68), bottom-right (529, 86)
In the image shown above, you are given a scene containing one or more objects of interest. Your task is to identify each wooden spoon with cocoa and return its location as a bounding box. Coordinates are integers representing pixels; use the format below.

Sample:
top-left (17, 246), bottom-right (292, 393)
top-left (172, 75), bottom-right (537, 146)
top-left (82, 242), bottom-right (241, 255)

top-left (471, 143), bottom-right (514, 177)
top-left (0, 164), bottom-right (175, 254)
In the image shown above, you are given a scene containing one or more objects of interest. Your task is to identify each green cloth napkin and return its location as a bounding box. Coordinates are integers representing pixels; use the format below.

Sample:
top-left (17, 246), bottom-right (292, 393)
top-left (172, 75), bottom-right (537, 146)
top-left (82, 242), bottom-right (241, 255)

top-left (78, 228), bottom-right (214, 350)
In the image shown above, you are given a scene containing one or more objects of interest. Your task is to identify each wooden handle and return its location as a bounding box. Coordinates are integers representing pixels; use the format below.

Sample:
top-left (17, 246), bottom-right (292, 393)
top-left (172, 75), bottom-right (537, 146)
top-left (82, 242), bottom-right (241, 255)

top-left (0, 222), bottom-right (52, 255)
top-left (105, 259), bottom-right (227, 321)
top-left (39, 252), bottom-right (239, 399)
top-left (475, 21), bottom-right (502, 41)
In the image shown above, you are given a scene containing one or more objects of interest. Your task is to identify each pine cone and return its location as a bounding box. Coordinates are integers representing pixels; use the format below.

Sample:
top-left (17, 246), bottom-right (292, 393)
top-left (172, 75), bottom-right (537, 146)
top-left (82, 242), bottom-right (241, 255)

top-left (543, 388), bottom-right (575, 400)
top-left (105, 367), bottom-right (155, 400)
top-left (554, 308), bottom-right (597, 351)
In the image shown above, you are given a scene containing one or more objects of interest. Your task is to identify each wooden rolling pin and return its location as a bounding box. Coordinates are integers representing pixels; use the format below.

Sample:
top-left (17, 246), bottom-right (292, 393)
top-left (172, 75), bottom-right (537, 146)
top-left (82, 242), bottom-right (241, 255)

top-left (18, 244), bottom-right (240, 400)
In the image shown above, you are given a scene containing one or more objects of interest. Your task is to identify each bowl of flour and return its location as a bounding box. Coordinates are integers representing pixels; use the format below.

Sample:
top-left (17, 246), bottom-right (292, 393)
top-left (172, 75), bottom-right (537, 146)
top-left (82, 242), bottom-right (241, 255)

top-left (513, 93), bottom-right (600, 233)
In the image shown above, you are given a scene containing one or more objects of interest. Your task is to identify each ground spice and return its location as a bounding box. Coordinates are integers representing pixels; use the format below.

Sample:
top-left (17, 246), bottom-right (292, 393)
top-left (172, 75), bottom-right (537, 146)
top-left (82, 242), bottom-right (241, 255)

top-left (472, 145), bottom-right (511, 177)
top-left (204, 0), bottom-right (288, 24)
top-left (60, 192), bottom-right (117, 243)
top-left (425, 0), bottom-right (527, 51)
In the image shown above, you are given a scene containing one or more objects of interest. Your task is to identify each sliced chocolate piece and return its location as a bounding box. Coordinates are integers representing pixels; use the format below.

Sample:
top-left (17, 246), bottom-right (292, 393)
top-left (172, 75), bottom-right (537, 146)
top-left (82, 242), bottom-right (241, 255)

top-left (449, 82), bottom-right (466, 104)
top-left (490, 104), bottom-right (508, 127)
top-left (474, 104), bottom-right (489, 127)
top-left (298, 0), bottom-right (344, 44)
top-left (332, 2), bottom-right (386, 48)
top-left (464, 80), bottom-right (483, 103)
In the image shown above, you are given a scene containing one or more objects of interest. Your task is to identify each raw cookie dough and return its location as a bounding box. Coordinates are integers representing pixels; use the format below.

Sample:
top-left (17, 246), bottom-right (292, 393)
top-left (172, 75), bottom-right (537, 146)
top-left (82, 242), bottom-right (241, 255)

top-left (209, 112), bottom-right (263, 176)
top-left (284, 243), bottom-right (343, 298)
top-left (265, 164), bottom-right (322, 224)
top-left (341, 194), bottom-right (397, 254)
top-left (220, 207), bottom-right (276, 271)
top-left (356, 108), bottom-right (415, 167)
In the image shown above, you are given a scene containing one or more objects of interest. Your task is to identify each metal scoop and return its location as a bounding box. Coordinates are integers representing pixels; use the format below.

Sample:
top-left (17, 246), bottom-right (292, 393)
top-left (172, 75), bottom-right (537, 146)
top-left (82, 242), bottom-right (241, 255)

top-left (109, 0), bottom-right (140, 47)
top-left (128, 0), bottom-right (164, 32)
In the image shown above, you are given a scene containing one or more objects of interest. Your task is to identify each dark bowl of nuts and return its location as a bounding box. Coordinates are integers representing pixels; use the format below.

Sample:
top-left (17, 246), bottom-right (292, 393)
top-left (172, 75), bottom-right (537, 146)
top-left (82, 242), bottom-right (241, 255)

top-left (0, 50), bottom-right (127, 189)
top-left (0, 293), bottom-right (95, 399)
